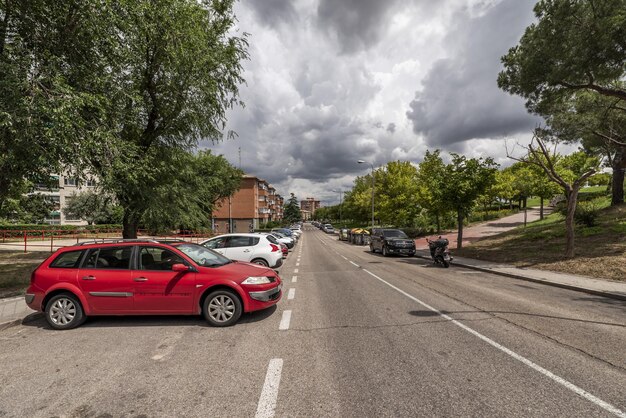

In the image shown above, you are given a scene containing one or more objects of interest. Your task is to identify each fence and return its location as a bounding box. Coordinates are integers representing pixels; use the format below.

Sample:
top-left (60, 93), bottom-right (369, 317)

top-left (0, 228), bottom-right (215, 253)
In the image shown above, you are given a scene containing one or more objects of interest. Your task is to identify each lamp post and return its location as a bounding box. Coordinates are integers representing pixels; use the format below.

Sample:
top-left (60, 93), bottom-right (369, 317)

top-left (331, 189), bottom-right (345, 225)
top-left (357, 160), bottom-right (375, 228)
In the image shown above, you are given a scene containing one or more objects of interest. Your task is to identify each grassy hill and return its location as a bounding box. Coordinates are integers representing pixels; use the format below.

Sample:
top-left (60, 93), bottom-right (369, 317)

top-left (456, 197), bottom-right (626, 282)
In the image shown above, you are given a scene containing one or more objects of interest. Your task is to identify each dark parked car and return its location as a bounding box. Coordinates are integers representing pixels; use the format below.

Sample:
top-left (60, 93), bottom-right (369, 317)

top-left (370, 228), bottom-right (415, 257)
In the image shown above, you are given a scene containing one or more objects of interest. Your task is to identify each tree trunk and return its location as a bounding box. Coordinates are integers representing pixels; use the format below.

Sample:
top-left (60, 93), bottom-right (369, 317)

top-left (610, 147), bottom-right (625, 205)
top-left (122, 209), bottom-right (141, 239)
top-left (564, 187), bottom-right (579, 258)
top-left (456, 211), bottom-right (463, 250)
top-left (540, 197), bottom-right (544, 220)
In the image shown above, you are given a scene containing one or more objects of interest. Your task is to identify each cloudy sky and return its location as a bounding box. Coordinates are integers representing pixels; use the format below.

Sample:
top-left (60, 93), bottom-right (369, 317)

top-left (203, 0), bottom-right (544, 205)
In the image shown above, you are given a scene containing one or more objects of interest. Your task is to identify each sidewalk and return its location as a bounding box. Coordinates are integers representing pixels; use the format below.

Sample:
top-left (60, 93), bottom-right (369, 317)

top-left (0, 296), bottom-right (38, 330)
top-left (416, 207), bottom-right (549, 250)
top-left (415, 251), bottom-right (626, 301)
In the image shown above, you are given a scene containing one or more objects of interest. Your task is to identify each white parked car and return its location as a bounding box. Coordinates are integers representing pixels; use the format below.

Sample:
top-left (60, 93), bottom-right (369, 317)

top-left (200, 233), bottom-right (283, 268)
top-left (265, 232), bottom-right (295, 249)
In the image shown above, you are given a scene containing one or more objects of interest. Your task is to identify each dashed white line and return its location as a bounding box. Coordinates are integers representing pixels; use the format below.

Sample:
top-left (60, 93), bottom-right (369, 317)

top-left (287, 288), bottom-right (295, 300)
top-left (294, 268), bottom-right (299, 273)
top-left (279, 310), bottom-right (292, 330)
top-left (292, 275), bottom-right (298, 283)
top-left (255, 358), bottom-right (283, 418)
top-left (340, 255), bottom-right (348, 260)
top-left (360, 268), bottom-right (626, 418)
top-left (349, 261), bottom-right (360, 268)
top-left (296, 263), bottom-right (300, 267)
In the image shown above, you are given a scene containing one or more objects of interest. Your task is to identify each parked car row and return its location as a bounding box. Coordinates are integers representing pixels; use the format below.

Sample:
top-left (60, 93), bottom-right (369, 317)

top-left (26, 238), bottom-right (283, 330)
top-left (26, 223), bottom-right (306, 330)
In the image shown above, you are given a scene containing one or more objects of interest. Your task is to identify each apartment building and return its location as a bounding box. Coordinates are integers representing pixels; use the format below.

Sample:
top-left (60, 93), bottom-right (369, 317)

top-left (300, 197), bottom-right (321, 216)
top-left (34, 174), bottom-right (97, 225)
top-left (212, 175), bottom-right (284, 232)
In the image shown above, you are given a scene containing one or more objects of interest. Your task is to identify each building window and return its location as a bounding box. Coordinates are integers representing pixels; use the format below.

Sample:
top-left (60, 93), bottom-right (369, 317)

top-left (64, 177), bottom-right (78, 187)
top-left (86, 179), bottom-right (97, 187)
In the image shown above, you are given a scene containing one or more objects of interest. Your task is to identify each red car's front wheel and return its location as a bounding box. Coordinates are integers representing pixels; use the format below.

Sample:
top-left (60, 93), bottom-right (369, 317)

top-left (203, 290), bottom-right (242, 327)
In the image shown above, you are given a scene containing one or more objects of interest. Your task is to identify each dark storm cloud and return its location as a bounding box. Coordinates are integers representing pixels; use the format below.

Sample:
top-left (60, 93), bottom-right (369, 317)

top-left (246, 0), bottom-right (298, 27)
top-left (406, 0), bottom-right (541, 147)
top-left (317, 0), bottom-right (400, 53)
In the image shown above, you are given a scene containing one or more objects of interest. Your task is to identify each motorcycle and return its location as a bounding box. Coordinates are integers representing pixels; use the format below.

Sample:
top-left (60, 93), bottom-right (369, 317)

top-left (426, 237), bottom-right (453, 268)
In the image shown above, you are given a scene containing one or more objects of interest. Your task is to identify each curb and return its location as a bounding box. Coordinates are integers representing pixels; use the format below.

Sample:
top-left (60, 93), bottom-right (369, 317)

top-left (415, 255), bottom-right (626, 302)
top-left (0, 312), bottom-right (43, 332)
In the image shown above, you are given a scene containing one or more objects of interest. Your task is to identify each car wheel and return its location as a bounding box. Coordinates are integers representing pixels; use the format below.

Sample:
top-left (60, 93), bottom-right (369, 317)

top-left (203, 290), bottom-right (242, 327)
top-left (251, 258), bottom-right (269, 267)
top-left (382, 246), bottom-right (389, 257)
top-left (45, 293), bottom-right (86, 330)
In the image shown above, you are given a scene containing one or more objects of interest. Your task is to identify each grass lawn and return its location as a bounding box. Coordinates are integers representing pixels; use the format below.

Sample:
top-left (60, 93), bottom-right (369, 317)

top-left (0, 251), bottom-right (49, 298)
top-left (456, 201), bottom-right (626, 282)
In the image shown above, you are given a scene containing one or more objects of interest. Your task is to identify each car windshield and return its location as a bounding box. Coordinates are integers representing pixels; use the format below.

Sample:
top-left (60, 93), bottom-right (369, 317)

top-left (383, 230), bottom-right (408, 238)
top-left (174, 243), bottom-right (231, 267)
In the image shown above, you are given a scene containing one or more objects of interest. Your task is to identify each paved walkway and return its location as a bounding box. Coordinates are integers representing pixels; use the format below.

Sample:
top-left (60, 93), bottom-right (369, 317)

top-left (416, 207), bottom-right (549, 250)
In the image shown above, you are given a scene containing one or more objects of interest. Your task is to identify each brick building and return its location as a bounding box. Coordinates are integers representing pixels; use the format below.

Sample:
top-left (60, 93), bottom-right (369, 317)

top-left (212, 175), bottom-right (284, 233)
top-left (300, 197), bottom-right (321, 216)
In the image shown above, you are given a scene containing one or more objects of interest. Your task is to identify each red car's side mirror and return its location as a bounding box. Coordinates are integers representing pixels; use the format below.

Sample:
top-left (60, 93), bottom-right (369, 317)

top-left (172, 263), bottom-right (190, 272)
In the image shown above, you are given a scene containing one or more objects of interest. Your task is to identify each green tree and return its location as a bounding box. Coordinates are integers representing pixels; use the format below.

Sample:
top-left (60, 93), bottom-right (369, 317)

top-left (0, 1), bottom-right (114, 211)
top-left (498, 0), bottom-right (626, 113)
top-left (63, 190), bottom-right (122, 225)
top-left (376, 161), bottom-right (420, 227)
top-left (141, 150), bottom-right (242, 233)
top-left (440, 154), bottom-right (498, 249)
top-left (416, 150), bottom-right (449, 233)
top-left (513, 133), bottom-right (599, 257)
top-left (86, 0), bottom-right (248, 238)
top-left (283, 193), bottom-right (300, 224)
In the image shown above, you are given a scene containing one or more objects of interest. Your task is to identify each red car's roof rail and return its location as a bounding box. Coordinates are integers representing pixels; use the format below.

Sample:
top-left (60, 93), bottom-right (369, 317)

top-left (73, 239), bottom-right (161, 246)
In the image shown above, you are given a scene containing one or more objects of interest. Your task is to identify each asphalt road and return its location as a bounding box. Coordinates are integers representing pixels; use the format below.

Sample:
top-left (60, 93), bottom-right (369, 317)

top-left (1, 227), bottom-right (625, 417)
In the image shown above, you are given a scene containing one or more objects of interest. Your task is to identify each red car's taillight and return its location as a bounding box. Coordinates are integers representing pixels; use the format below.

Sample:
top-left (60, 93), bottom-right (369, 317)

top-left (270, 244), bottom-right (279, 252)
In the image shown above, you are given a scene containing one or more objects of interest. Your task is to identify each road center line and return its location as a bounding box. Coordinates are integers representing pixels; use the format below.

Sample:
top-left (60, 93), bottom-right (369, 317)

top-left (294, 268), bottom-right (299, 273)
top-left (287, 288), bottom-right (295, 300)
top-left (360, 267), bottom-right (626, 418)
top-left (292, 275), bottom-right (297, 283)
top-left (255, 358), bottom-right (283, 418)
top-left (349, 261), bottom-right (360, 268)
top-left (296, 263), bottom-right (300, 266)
top-left (279, 310), bottom-right (292, 331)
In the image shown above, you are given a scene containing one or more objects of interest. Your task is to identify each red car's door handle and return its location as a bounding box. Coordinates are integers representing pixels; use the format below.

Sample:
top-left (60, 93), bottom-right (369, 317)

top-left (133, 277), bottom-right (148, 282)
top-left (81, 276), bottom-right (96, 281)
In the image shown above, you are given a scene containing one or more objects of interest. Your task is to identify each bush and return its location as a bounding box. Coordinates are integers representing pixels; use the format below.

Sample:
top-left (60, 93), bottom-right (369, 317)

top-left (574, 201), bottom-right (600, 227)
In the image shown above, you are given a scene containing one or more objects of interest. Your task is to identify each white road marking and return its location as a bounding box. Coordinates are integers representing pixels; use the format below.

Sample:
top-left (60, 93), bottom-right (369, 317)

top-left (294, 268), bottom-right (299, 273)
top-left (296, 263), bottom-right (300, 267)
top-left (340, 255), bottom-right (348, 260)
top-left (279, 310), bottom-right (292, 331)
top-left (292, 275), bottom-right (298, 283)
top-left (360, 268), bottom-right (626, 418)
top-left (255, 358), bottom-right (283, 418)
top-left (349, 261), bottom-right (360, 268)
top-left (287, 288), bottom-right (295, 300)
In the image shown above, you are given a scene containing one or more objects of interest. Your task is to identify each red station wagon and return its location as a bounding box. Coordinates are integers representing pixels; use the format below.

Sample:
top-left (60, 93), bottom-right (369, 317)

top-left (25, 239), bottom-right (282, 330)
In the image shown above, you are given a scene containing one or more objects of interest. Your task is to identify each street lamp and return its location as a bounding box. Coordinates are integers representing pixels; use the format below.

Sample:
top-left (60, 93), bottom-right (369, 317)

top-left (331, 189), bottom-right (345, 225)
top-left (357, 159), bottom-right (375, 228)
